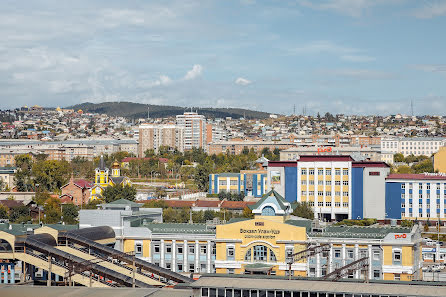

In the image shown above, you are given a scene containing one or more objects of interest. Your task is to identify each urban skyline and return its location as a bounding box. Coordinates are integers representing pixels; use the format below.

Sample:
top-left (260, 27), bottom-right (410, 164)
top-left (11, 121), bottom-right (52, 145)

top-left (1, 1), bottom-right (446, 115)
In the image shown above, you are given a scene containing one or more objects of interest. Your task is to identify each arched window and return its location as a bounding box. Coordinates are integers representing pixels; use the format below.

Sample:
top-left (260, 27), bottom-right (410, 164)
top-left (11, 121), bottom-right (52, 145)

top-left (261, 206), bottom-right (276, 216)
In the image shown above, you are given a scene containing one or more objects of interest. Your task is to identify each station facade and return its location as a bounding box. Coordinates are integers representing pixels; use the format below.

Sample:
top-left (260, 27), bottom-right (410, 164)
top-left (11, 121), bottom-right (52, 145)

top-left (209, 171), bottom-right (267, 197)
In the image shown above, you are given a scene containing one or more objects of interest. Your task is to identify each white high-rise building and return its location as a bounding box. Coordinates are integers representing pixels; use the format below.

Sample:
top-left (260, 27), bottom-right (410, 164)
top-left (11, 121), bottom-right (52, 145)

top-left (381, 137), bottom-right (445, 156)
top-left (138, 124), bottom-right (184, 156)
top-left (176, 112), bottom-right (206, 151)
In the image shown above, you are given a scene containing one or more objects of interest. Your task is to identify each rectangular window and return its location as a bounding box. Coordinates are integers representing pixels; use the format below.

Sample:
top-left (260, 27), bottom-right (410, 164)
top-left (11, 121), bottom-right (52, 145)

top-left (373, 270), bottom-right (380, 279)
top-left (318, 202), bottom-right (323, 207)
top-left (301, 191), bottom-right (307, 195)
top-left (401, 203), bottom-right (405, 208)
top-left (188, 245), bottom-right (195, 255)
top-left (227, 246), bottom-right (235, 260)
top-left (427, 184), bottom-right (431, 190)
top-left (335, 202), bottom-right (341, 207)
top-left (318, 169), bottom-right (324, 175)
top-left (394, 274), bottom-right (400, 281)
top-left (200, 245), bottom-right (207, 255)
top-left (135, 243), bottom-right (143, 257)
top-left (230, 180), bottom-right (238, 186)
top-left (393, 250), bottom-right (401, 263)
top-left (401, 184), bottom-right (405, 190)
top-left (309, 202), bottom-right (314, 206)
top-left (219, 180), bottom-right (227, 186)
top-left (335, 169), bottom-right (341, 175)
top-left (347, 250), bottom-right (354, 259)
top-left (309, 191), bottom-right (314, 196)
top-left (177, 245), bottom-right (183, 254)
top-left (189, 263), bottom-right (195, 273)
top-left (343, 202), bottom-right (348, 207)
top-left (318, 180), bottom-right (324, 185)
top-left (343, 192), bottom-right (349, 197)
top-left (343, 169), bottom-right (349, 175)
top-left (326, 169), bottom-right (331, 175)
top-left (318, 191), bottom-right (323, 196)
top-left (309, 169), bottom-right (315, 175)
top-left (301, 180), bottom-right (307, 185)
top-left (373, 250), bottom-right (380, 261)
top-left (401, 193), bottom-right (405, 199)
top-left (309, 180), bottom-right (314, 185)
top-left (301, 169), bottom-right (307, 175)
top-left (335, 181), bottom-right (341, 186)
top-left (326, 201), bottom-right (331, 207)
top-left (326, 180), bottom-right (332, 186)
top-left (335, 191), bottom-right (340, 196)
top-left (342, 181), bottom-right (349, 186)
top-left (334, 249), bottom-right (341, 258)
top-left (177, 264), bottom-right (183, 272)
top-left (326, 191), bottom-right (332, 196)
top-left (154, 244), bottom-right (160, 253)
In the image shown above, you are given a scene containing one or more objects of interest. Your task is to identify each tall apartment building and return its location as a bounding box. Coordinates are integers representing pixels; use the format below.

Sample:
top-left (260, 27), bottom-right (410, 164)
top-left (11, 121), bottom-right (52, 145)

top-left (381, 137), bottom-right (446, 156)
top-left (176, 112), bottom-right (206, 151)
top-left (138, 124), bottom-right (184, 157)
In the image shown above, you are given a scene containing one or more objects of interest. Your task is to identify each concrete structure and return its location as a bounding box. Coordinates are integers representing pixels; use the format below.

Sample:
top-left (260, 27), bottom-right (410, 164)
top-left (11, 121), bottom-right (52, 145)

top-left (59, 178), bottom-right (93, 206)
top-left (267, 156), bottom-right (390, 221)
top-left (434, 146), bottom-right (446, 173)
top-left (176, 112), bottom-right (206, 151)
top-left (280, 146), bottom-right (382, 162)
top-left (386, 173), bottom-right (446, 220)
top-left (138, 123), bottom-right (184, 156)
top-left (381, 137), bottom-right (446, 157)
top-left (0, 167), bottom-right (16, 190)
top-left (209, 170), bottom-right (267, 197)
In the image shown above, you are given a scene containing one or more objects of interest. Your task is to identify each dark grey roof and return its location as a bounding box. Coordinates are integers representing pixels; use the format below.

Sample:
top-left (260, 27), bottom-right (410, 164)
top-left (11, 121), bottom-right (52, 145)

top-left (98, 155), bottom-right (106, 170)
top-left (249, 189), bottom-right (288, 211)
top-left (110, 176), bottom-right (126, 184)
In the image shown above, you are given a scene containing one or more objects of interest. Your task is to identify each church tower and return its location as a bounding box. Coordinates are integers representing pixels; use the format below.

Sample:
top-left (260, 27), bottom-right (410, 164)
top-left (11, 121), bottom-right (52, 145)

top-left (95, 155), bottom-right (109, 185)
top-left (111, 161), bottom-right (121, 178)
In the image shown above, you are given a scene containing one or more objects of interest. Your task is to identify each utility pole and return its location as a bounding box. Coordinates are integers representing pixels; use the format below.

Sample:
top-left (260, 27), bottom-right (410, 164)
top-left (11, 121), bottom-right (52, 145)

top-left (411, 100), bottom-right (414, 117)
top-left (147, 106), bottom-right (150, 120)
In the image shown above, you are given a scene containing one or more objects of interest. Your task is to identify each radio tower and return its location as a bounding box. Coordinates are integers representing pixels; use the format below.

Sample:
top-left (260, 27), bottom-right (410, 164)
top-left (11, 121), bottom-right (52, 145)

top-left (410, 100), bottom-right (414, 117)
top-left (147, 106), bottom-right (150, 120)
top-left (293, 104), bottom-right (296, 116)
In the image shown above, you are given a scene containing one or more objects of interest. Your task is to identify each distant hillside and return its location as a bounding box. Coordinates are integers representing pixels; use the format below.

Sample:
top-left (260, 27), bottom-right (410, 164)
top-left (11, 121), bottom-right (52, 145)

top-left (66, 101), bottom-right (273, 119)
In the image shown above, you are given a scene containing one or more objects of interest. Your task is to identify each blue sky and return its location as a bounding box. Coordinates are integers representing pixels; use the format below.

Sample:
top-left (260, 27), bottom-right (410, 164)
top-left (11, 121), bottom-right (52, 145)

top-left (1, 0), bottom-right (445, 115)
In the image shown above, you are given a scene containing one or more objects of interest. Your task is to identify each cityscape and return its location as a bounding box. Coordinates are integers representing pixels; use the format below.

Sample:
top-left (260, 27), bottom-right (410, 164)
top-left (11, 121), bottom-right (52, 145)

top-left (1, 1), bottom-right (446, 297)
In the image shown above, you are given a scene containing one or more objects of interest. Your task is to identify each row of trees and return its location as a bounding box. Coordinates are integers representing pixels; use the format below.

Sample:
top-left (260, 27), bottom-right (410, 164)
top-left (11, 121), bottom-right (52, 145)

top-left (392, 154), bottom-right (435, 174)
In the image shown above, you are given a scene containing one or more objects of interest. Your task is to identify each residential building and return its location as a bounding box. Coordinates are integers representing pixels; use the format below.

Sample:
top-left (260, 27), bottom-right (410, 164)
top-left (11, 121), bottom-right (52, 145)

top-left (138, 124), bottom-right (184, 156)
top-left (176, 112), bottom-right (206, 151)
top-left (381, 137), bottom-right (446, 156)
top-left (280, 146), bottom-right (382, 162)
top-left (0, 167), bottom-right (16, 190)
top-left (208, 140), bottom-right (295, 155)
top-left (385, 173), bottom-right (446, 220)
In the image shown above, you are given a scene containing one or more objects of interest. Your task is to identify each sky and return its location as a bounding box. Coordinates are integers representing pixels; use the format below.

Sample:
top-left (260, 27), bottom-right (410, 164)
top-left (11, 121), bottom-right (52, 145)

top-left (1, 0), bottom-right (446, 115)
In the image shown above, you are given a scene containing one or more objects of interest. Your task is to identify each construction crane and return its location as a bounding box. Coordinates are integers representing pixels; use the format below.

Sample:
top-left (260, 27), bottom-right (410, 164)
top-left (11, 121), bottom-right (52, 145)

top-left (323, 257), bottom-right (369, 282)
top-left (286, 244), bottom-right (330, 279)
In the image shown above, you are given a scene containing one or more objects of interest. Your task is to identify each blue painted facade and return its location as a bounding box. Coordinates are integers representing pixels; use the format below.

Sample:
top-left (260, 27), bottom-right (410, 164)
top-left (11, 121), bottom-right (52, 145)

top-left (284, 167), bottom-right (297, 203)
top-left (385, 182), bottom-right (402, 219)
top-left (351, 167), bottom-right (364, 219)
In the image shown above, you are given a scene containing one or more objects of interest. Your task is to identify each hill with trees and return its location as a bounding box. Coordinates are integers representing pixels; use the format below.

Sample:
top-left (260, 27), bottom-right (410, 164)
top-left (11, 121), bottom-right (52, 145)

top-left (67, 101), bottom-right (273, 119)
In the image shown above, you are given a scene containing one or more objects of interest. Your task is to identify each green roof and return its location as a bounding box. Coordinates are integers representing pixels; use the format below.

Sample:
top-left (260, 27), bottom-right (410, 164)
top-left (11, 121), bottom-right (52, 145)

top-left (227, 218), bottom-right (250, 224)
top-left (107, 199), bottom-right (140, 207)
top-left (309, 225), bottom-right (412, 239)
top-left (218, 173), bottom-right (240, 177)
top-left (144, 223), bottom-right (216, 234)
top-left (285, 220), bottom-right (312, 232)
top-left (249, 189), bottom-right (289, 211)
top-left (0, 223), bottom-right (78, 235)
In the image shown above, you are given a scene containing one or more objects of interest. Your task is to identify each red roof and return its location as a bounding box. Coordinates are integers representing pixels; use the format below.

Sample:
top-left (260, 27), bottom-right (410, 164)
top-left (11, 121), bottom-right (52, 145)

top-left (194, 200), bottom-right (221, 207)
top-left (220, 201), bottom-right (255, 209)
top-left (386, 174), bottom-right (446, 181)
top-left (352, 162), bottom-right (389, 168)
top-left (121, 157), bottom-right (169, 163)
top-left (164, 200), bottom-right (195, 208)
top-left (268, 161), bottom-right (297, 167)
top-left (74, 179), bottom-right (94, 188)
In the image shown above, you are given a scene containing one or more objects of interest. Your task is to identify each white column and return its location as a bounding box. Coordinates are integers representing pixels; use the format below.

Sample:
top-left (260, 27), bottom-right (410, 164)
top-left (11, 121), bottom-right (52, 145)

top-left (183, 240), bottom-right (188, 271)
top-left (160, 239), bottom-right (165, 267)
top-left (226, 178), bottom-right (230, 192)
top-left (172, 240), bottom-right (176, 272)
top-left (316, 248), bottom-right (321, 277)
top-left (328, 243), bottom-right (333, 273)
top-left (368, 245), bottom-right (372, 280)
top-left (354, 244), bottom-right (359, 279)
top-left (207, 240), bottom-right (211, 273)
top-left (195, 240), bottom-right (199, 273)
top-left (342, 244), bottom-right (346, 267)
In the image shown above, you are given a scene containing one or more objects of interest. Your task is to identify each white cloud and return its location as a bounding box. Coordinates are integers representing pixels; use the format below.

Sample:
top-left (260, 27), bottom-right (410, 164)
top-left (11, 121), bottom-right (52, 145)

top-left (412, 64), bottom-right (446, 72)
top-left (183, 64), bottom-right (203, 80)
top-left (138, 75), bottom-right (172, 88)
top-left (235, 77), bottom-right (252, 85)
top-left (341, 55), bottom-right (376, 62)
top-left (297, 0), bottom-right (403, 18)
top-left (320, 68), bottom-right (396, 80)
top-left (413, 1), bottom-right (446, 19)
top-left (289, 40), bottom-right (358, 55)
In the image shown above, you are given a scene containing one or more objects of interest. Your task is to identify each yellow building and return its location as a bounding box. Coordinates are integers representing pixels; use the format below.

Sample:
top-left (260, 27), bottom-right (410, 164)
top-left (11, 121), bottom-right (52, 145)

top-left (90, 156), bottom-right (132, 200)
top-left (434, 146), bottom-right (446, 173)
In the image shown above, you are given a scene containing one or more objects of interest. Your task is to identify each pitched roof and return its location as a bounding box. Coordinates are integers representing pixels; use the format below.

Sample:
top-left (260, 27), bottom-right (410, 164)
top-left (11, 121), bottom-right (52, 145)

top-left (110, 176), bottom-right (126, 185)
top-left (107, 199), bottom-right (140, 207)
top-left (220, 201), bottom-right (255, 210)
top-left (194, 200), bottom-right (221, 208)
top-left (98, 155), bottom-right (106, 170)
top-left (0, 200), bottom-right (24, 208)
top-left (249, 189), bottom-right (289, 211)
top-left (144, 222), bottom-right (216, 234)
top-left (386, 173), bottom-right (446, 181)
top-left (74, 179), bottom-right (94, 188)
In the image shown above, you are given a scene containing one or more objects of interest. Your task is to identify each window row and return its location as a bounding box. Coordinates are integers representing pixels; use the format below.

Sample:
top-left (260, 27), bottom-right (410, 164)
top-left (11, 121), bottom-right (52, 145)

top-left (302, 191), bottom-right (349, 197)
top-left (301, 169), bottom-right (349, 176)
top-left (302, 180), bottom-right (349, 186)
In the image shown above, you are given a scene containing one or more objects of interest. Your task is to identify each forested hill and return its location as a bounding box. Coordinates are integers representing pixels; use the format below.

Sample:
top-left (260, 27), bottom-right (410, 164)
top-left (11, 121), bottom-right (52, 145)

top-left (67, 101), bottom-right (273, 119)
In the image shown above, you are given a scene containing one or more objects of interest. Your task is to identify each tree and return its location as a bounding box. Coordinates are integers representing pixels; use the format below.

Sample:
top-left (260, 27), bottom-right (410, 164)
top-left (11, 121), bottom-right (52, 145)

top-left (44, 196), bottom-right (62, 223)
top-left (292, 202), bottom-right (314, 220)
top-left (62, 203), bottom-right (78, 224)
top-left (194, 165), bottom-right (210, 191)
top-left (32, 160), bottom-right (72, 192)
top-left (412, 159), bottom-right (434, 173)
top-left (242, 207), bottom-right (254, 219)
top-left (9, 206), bottom-right (31, 223)
top-left (395, 165), bottom-right (414, 174)
top-left (203, 210), bottom-right (216, 221)
top-left (83, 200), bottom-right (102, 209)
top-left (14, 154), bottom-right (34, 192)
top-left (103, 184), bottom-right (137, 203)
top-left (143, 199), bottom-right (168, 209)
top-left (34, 191), bottom-right (51, 206)
top-left (0, 204), bottom-right (9, 219)
top-left (393, 153), bottom-right (405, 163)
